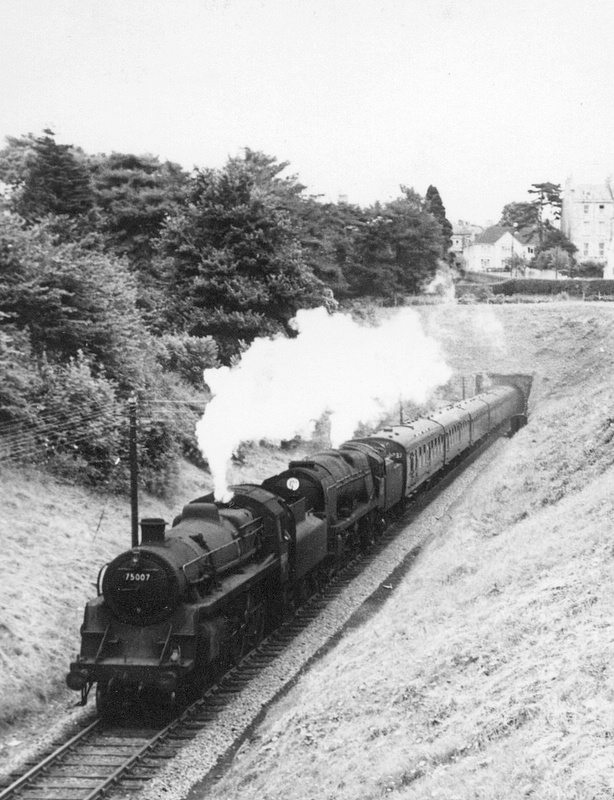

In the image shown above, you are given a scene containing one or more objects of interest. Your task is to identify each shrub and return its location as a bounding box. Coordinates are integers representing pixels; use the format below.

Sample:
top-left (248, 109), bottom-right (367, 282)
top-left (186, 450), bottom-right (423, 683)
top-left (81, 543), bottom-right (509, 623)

top-left (571, 261), bottom-right (604, 279)
top-left (154, 333), bottom-right (219, 388)
top-left (28, 352), bottom-right (126, 486)
top-left (0, 321), bottom-right (40, 426)
top-left (0, 215), bottom-right (151, 389)
top-left (491, 279), bottom-right (614, 297)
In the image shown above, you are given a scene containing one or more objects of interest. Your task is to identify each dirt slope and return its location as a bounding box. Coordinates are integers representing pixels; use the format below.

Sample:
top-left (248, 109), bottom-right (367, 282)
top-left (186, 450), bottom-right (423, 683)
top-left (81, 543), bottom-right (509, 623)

top-left (199, 302), bottom-right (614, 800)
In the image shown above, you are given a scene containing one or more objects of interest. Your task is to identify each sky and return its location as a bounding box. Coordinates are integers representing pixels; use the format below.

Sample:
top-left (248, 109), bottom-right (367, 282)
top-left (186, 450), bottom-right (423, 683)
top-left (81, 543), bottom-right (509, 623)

top-left (0, 0), bottom-right (613, 225)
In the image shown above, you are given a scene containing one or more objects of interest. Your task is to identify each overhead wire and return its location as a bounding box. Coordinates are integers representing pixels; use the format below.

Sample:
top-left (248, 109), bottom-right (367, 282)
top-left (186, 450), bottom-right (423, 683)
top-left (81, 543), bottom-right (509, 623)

top-left (0, 425), bottom-right (127, 461)
top-left (0, 406), bottom-right (122, 449)
top-left (0, 403), bottom-right (125, 462)
top-left (0, 394), bottom-right (209, 464)
top-left (0, 399), bottom-right (121, 435)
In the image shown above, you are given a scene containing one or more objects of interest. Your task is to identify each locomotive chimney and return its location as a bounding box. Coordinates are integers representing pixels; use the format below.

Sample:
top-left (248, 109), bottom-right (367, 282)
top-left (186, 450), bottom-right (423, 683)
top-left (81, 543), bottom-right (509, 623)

top-left (140, 517), bottom-right (167, 544)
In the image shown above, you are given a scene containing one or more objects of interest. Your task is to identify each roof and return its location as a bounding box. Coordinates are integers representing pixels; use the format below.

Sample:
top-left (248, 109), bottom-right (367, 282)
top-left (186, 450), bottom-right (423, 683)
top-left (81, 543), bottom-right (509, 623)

top-left (514, 226), bottom-right (540, 246)
top-left (565, 183), bottom-right (613, 203)
top-left (453, 222), bottom-right (484, 235)
top-left (473, 225), bottom-right (523, 245)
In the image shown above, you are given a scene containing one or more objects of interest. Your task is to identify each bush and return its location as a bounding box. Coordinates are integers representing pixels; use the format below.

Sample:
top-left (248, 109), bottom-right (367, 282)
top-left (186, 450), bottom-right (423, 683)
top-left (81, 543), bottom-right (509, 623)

top-left (0, 321), bottom-right (40, 426)
top-left (491, 279), bottom-right (614, 298)
top-left (571, 261), bottom-right (604, 279)
top-left (28, 352), bottom-right (126, 486)
top-left (0, 215), bottom-right (151, 389)
top-left (154, 333), bottom-right (219, 388)
top-left (137, 381), bottom-right (206, 496)
top-left (456, 283), bottom-right (494, 302)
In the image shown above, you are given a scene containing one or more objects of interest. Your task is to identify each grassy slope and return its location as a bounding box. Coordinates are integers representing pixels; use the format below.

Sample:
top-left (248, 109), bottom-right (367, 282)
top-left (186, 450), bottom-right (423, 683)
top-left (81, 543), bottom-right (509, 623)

top-left (0, 447), bottom-right (297, 732)
top-left (202, 303), bottom-right (614, 800)
top-left (2, 303), bottom-right (614, 798)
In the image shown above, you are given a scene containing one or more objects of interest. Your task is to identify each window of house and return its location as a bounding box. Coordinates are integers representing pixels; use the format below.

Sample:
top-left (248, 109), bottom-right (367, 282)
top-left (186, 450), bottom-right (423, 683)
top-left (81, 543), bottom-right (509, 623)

top-left (599, 242), bottom-right (605, 257)
top-left (584, 243), bottom-right (590, 256)
top-left (584, 204), bottom-right (590, 214)
top-left (599, 205), bottom-right (605, 213)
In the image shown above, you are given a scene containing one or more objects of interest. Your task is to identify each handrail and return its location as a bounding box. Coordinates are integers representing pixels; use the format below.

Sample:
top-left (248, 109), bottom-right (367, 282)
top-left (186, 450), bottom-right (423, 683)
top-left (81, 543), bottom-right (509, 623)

top-left (93, 625), bottom-right (111, 664)
top-left (158, 624), bottom-right (173, 666)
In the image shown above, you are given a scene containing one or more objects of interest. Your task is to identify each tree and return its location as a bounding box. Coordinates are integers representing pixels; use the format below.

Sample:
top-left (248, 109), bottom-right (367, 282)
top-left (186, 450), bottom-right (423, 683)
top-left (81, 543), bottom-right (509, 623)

top-left (346, 190), bottom-right (443, 300)
top-left (528, 182), bottom-right (562, 220)
top-left (528, 182), bottom-right (562, 245)
top-left (506, 252), bottom-right (528, 277)
top-left (0, 134), bottom-right (37, 197)
top-left (424, 185), bottom-right (453, 254)
top-left (0, 215), bottom-right (149, 388)
top-left (289, 198), bottom-right (366, 298)
top-left (534, 246), bottom-right (571, 278)
top-left (499, 201), bottom-right (539, 229)
top-left (158, 151), bottom-right (335, 361)
top-left (534, 224), bottom-right (577, 259)
top-left (88, 151), bottom-right (189, 269)
top-left (10, 130), bottom-right (95, 222)
top-left (0, 317), bottom-right (40, 425)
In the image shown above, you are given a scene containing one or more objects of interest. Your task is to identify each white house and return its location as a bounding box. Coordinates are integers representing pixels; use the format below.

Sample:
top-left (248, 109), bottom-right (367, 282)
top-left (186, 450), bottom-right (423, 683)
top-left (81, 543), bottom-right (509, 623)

top-left (464, 225), bottom-right (530, 273)
top-left (561, 177), bottom-right (614, 264)
top-left (450, 220), bottom-right (483, 265)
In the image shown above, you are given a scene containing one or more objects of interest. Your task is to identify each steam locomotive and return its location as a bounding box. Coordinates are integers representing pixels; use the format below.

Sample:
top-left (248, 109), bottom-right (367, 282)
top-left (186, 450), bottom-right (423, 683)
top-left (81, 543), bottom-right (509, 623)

top-left (67, 381), bottom-right (528, 715)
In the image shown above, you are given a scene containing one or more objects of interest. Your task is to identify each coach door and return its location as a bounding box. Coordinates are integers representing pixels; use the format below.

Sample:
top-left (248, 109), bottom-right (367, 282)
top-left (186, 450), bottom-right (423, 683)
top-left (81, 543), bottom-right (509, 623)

top-left (408, 449), bottom-right (418, 490)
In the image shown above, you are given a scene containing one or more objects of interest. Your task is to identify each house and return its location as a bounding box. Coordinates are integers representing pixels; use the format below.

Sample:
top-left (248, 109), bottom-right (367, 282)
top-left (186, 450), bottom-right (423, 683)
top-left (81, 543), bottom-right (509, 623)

top-left (464, 225), bottom-right (528, 273)
top-left (561, 177), bottom-right (614, 264)
top-left (450, 220), bottom-right (483, 266)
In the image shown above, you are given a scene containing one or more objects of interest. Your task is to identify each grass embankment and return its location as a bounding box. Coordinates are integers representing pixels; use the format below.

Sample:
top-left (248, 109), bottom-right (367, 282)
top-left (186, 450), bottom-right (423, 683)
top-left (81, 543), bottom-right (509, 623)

top-left (2, 303), bottom-right (614, 797)
top-left (0, 447), bottom-right (296, 736)
top-left (203, 303), bottom-right (614, 800)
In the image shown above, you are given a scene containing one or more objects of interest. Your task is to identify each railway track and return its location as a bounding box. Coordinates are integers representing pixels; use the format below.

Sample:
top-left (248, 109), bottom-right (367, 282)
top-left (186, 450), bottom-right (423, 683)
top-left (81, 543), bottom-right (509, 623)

top-left (0, 431), bottom-right (506, 800)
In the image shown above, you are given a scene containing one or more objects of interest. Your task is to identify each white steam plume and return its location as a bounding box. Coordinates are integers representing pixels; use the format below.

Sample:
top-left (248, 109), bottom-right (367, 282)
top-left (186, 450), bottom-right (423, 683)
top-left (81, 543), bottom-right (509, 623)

top-left (197, 307), bottom-right (452, 500)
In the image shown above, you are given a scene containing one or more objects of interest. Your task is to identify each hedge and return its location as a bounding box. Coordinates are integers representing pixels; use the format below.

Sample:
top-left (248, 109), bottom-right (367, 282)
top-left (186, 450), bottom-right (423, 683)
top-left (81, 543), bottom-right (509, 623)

top-left (491, 279), bottom-right (614, 297)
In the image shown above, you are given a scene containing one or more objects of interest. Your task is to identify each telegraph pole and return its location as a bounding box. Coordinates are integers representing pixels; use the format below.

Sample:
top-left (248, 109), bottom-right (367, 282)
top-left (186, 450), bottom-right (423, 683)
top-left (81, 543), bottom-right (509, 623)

top-left (128, 396), bottom-right (139, 548)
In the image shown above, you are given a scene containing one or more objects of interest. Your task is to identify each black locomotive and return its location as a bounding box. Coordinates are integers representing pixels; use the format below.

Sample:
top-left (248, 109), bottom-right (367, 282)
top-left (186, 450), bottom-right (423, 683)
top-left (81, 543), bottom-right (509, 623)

top-left (67, 381), bottom-right (528, 714)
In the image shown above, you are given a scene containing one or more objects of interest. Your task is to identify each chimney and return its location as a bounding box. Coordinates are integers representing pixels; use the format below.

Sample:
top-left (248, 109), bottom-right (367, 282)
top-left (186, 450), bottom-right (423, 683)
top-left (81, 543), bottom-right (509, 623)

top-left (140, 517), bottom-right (167, 544)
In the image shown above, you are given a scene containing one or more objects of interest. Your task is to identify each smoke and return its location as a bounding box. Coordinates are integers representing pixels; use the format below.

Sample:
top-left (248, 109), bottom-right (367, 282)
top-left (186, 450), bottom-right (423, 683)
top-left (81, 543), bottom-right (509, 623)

top-left (197, 307), bottom-right (452, 500)
top-left (424, 261), bottom-right (457, 302)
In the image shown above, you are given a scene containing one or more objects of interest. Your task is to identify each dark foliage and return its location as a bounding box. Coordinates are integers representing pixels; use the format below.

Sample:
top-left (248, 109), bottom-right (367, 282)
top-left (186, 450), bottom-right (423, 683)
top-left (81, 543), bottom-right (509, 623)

top-left (345, 191), bottom-right (444, 300)
top-left (11, 131), bottom-right (95, 222)
top-left (0, 216), bottom-right (149, 388)
top-left (425, 185), bottom-right (453, 253)
top-left (492, 279), bottom-right (614, 296)
top-left (0, 131), bottom-right (462, 492)
top-left (499, 201), bottom-right (539, 229)
top-left (534, 224), bottom-right (577, 258)
top-left (159, 150), bottom-right (336, 362)
top-left (88, 152), bottom-right (189, 269)
top-left (154, 333), bottom-right (219, 387)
